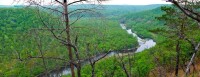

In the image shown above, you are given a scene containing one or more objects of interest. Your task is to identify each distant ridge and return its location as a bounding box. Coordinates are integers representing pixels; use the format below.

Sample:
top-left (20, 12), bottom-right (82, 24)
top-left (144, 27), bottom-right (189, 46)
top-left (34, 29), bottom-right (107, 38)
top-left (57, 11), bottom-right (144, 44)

top-left (0, 4), bottom-right (170, 18)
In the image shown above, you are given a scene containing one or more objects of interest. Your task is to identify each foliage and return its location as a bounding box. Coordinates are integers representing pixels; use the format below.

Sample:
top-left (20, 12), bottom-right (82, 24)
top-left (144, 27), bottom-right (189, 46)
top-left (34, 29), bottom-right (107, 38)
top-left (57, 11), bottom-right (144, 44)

top-left (76, 5), bottom-right (200, 77)
top-left (123, 7), bottom-right (167, 39)
top-left (0, 7), bottom-right (137, 76)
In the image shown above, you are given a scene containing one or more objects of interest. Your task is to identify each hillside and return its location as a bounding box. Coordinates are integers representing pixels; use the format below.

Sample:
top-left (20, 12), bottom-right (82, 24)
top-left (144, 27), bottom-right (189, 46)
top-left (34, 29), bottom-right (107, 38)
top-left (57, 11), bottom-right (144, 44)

top-left (1, 4), bottom-right (164, 19)
top-left (73, 5), bottom-right (200, 77)
top-left (0, 8), bottom-right (137, 76)
top-left (1, 4), bottom-right (200, 77)
top-left (0, 5), bottom-right (168, 77)
top-left (69, 4), bottom-right (165, 17)
top-left (122, 7), bottom-right (165, 39)
top-left (70, 6), bottom-right (167, 77)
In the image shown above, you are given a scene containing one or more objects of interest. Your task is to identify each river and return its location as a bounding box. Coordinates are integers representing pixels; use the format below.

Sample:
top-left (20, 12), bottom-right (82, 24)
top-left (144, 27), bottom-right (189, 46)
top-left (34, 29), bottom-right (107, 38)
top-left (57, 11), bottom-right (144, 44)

top-left (120, 24), bottom-right (156, 52)
top-left (47, 23), bottom-right (156, 77)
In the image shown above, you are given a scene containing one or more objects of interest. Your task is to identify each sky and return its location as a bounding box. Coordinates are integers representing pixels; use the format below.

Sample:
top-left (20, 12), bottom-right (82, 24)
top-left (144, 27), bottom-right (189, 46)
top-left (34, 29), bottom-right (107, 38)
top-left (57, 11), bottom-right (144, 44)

top-left (0, 0), bottom-right (169, 5)
top-left (104, 0), bottom-right (169, 5)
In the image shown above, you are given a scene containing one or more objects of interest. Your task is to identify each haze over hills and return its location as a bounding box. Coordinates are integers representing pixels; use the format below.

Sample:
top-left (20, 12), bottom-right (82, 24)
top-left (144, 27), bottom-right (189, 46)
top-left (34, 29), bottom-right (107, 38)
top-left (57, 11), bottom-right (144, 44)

top-left (0, 4), bottom-right (169, 15)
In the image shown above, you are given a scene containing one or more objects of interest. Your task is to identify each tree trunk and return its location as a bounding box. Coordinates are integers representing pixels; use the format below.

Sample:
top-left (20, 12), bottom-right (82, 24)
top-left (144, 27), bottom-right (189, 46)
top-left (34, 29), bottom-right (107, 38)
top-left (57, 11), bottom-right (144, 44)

top-left (175, 40), bottom-right (180, 77)
top-left (63, 1), bottom-right (75, 77)
top-left (91, 64), bottom-right (95, 77)
top-left (77, 64), bottom-right (81, 77)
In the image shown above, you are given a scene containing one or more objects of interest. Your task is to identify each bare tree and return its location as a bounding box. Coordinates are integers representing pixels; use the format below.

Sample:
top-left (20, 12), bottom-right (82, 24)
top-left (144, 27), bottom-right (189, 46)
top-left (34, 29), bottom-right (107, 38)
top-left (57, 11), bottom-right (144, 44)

top-left (32, 29), bottom-right (48, 76)
top-left (113, 50), bottom-right (135, 77)
top-left (86, 43), bottom-right (112, 77)
top-left (13, 0), bottom-right (108, 77)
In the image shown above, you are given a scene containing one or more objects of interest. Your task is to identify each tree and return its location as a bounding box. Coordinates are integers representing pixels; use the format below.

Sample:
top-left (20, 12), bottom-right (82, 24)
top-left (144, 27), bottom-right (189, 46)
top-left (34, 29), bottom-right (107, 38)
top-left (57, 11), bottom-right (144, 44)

top-left (167, 0), bottom-right (200, 22)
top-left (17, 0), bottom-right (108, 77)
top-left (157, 6), bottom-right (190, 76)
top-left (166, 0), bottom-right (200, 76)
top-left (157, 0), bottom-right (200, 75)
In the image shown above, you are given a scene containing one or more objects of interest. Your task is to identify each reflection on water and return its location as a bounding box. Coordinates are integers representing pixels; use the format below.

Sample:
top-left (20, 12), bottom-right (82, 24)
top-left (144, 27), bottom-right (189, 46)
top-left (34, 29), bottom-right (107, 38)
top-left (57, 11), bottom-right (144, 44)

top-left (120, 24), bottom-right (156, 52)
top-left (136, 39), bottom-right (156, 52)
top-left (62, 68), bottom-right (71, 76)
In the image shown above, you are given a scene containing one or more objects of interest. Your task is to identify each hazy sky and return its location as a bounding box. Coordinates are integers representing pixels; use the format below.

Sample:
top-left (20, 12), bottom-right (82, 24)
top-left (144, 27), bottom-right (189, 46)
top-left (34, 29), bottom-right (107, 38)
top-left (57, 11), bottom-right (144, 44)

top-left (104, 0), bottom-right (169, 5)
top-left (0, 0), bottom-right (169, 5)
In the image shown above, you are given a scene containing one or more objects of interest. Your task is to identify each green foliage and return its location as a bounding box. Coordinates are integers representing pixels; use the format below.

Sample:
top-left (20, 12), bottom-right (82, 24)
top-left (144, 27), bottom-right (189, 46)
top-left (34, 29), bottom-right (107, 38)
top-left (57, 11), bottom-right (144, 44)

top-left (0, 7), bottom-right (137, 77)
top-left (123, 7), bottom-right (167, 39)
top-left (77, 5), bottom-right (200, 77)
top-left (4, 4), bottom-right (200, 77)
top-left (68, 4), bottom-right (164, 19)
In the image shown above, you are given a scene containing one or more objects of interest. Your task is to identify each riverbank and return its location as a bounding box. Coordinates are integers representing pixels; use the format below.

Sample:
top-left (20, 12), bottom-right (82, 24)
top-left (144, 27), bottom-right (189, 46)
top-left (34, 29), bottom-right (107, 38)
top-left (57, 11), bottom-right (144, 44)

top-left (37, 48), bottom-right (137, 77)
top-left (42, 23), bottom-right (156, 77)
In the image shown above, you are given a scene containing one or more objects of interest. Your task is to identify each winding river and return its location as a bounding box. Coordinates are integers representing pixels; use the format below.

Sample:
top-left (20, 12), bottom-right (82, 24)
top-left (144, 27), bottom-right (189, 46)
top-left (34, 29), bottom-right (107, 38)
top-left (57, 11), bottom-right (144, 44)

top-left (47, 23), bottom-right (156, 77)
top-left (120, 24), bottom-right (156, 52)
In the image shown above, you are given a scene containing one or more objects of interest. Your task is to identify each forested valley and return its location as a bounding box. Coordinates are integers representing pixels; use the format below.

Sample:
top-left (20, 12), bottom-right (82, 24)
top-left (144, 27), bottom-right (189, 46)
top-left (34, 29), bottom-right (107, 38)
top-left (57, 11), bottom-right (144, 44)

top-left (1, 0), bottom-right (200, 77)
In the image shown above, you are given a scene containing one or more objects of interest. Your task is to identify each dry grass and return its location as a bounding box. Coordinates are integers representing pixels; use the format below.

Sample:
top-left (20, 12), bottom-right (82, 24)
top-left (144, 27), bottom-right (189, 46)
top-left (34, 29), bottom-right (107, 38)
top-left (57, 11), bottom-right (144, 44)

top-left (149, 61), bottom-right (200, 77)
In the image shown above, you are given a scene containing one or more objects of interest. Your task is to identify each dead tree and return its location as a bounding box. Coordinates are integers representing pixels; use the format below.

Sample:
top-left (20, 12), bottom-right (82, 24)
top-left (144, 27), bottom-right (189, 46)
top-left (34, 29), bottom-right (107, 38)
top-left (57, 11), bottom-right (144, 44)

top-left (33, 30), bottom-right (48, 77)
top-left (14, 0), bottom-right (108, 77)
top-left (86, 43), bottom-right (112, 77)
top-left (114, 51), bottom-right (135, 77)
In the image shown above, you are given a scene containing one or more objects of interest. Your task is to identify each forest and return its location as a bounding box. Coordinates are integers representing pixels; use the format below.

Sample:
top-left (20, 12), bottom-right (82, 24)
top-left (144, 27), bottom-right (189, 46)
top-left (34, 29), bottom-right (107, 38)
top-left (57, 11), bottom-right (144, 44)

top-left (0, 0), bottom-right (200, 77)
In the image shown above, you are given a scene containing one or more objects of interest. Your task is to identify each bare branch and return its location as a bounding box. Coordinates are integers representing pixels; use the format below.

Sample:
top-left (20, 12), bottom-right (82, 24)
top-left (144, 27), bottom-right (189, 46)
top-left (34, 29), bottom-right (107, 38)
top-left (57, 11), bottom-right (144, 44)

top-left (69, 8), bottom-right (98, 16)
top-left (69, 15), bottom-right (83, 26)
top-left (36, 7), bottom-right (68, 45)
top-left (68, 0), bottom-right (87, 6)
top-left (29, 56), bottom-right (68, 61)
top-left (95, 50), bottom-right (112, 62)
top-left (34, 2), bottom-right (64, 14)
top-left (33, 30), bottom-right (48, 76)
top-left (172, 1), bottom-right (200, 22)
top-left (185, 42), bottom-right (200, 76)
top-left (55, 0), bottom-right (63, 5)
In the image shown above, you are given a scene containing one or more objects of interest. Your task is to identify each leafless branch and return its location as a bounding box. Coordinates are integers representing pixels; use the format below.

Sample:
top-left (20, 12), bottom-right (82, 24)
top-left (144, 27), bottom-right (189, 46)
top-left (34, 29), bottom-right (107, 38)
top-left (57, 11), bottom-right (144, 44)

top-left (34, 2), bottom-right (64, 14)
top-left (33, 30), bottom-right (48, 76)
top-left (69, 15), bottom-right (83, 26)
top-left (69, 8), bottom-right (101, 18)
top-left (36, 7), bottom-right (67, 45)
top-left (55, 0), bottom-right (63, 5)
top-left (116, 53), bottom-right (131, 77)
top-left (172, 0), bottom-right (200, 22)
top-left (29, 56), bottom-right (68, 61)
top-left (68, 0), bottom-right (87, 6)
top-left (185, 42), bottom-right (200, 76)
